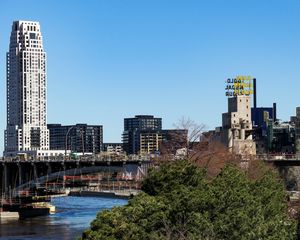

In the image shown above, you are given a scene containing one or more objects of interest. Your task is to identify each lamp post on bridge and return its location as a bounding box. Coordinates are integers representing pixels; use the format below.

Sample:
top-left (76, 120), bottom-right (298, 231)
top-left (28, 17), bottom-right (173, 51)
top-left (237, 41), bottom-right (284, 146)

top-left (65, 126), bottom-right (75, 158)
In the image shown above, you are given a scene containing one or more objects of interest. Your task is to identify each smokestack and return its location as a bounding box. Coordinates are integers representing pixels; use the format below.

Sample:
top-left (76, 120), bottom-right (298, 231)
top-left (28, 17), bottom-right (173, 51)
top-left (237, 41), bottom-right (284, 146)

top-left (273, 103), bottom-right (277, 122)
top-left (253, 78), bottom-right (257, 109)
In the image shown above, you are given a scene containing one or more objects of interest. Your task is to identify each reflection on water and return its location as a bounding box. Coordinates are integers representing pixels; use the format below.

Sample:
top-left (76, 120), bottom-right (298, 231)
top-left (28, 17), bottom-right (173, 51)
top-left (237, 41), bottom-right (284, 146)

top-left (0, 196), bottom-right (127, 240)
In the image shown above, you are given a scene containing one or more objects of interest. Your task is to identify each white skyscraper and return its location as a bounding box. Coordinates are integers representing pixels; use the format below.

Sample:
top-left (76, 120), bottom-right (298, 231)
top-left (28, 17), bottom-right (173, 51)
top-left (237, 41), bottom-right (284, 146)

top-left (4, 21), bottom-right (49, 156)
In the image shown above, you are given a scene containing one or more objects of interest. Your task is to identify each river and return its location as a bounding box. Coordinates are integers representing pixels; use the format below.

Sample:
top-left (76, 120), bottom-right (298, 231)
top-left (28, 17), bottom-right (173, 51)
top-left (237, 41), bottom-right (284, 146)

top-left (0, 196), bottom-right (128, 240)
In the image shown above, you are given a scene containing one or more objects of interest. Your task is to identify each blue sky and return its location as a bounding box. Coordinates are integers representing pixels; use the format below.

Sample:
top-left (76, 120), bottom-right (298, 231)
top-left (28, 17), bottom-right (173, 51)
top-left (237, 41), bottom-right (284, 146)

top-left (1, 0), bottom-right (300, 154)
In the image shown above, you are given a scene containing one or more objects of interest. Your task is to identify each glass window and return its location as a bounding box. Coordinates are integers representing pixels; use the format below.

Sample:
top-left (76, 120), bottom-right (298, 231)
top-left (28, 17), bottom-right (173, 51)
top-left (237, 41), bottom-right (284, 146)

top-left (30, 33), bottom-right (36, 39)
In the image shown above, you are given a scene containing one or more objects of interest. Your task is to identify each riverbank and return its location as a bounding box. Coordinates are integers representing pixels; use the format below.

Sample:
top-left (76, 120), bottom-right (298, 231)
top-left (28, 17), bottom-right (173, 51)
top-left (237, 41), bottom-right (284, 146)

top-left (0, 196), bottom-right (127, 240)
top-left (69, 189), bottom-right (140, 199)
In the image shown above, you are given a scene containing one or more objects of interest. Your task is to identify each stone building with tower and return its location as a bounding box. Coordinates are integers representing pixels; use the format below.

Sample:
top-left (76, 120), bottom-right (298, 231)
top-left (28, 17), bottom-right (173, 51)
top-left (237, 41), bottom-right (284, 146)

top-left (220, 77), bottom-right (256, 156)
top-left (221, 95), bottom-right (256, 156)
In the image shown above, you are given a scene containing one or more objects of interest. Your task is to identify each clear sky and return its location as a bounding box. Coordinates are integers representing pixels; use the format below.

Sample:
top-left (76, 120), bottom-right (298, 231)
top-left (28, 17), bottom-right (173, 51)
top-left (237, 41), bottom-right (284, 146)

top-left (1, 0), bottom-right (300, 154)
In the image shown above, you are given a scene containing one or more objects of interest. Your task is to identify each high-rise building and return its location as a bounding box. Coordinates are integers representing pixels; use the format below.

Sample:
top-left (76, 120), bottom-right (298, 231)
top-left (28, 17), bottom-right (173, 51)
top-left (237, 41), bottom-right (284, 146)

top-left (122, 115), bottom-right (162, 154)
top-left (4, 21), bottom-right (49, 156)
top-left (122, 115), bottom-right (187, 155)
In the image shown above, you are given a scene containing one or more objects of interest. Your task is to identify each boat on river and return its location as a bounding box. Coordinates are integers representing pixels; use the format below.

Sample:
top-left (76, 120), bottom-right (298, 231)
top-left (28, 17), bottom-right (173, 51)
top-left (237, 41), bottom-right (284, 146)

top-left (1, 195), bottom-right (55, 219)
top-left (0, 208), bottom-right (19, 220)
top-left (18, 202), bottom-right (55, 219)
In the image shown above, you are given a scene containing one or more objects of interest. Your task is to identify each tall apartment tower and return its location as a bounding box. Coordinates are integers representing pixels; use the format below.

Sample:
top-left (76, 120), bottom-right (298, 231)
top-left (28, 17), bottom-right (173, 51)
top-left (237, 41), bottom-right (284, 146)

top-left (4, 21), bottom-right (49, 156)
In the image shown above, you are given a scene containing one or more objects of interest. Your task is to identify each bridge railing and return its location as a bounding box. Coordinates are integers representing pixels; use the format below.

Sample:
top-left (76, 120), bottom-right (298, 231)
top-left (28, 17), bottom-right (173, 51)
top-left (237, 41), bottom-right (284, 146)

top-left (257, 153), bottom-right (300, 161)
top-left (3, 153), bottom-right (299, 162)
top-left (0, 154), bottom-right (153, 163)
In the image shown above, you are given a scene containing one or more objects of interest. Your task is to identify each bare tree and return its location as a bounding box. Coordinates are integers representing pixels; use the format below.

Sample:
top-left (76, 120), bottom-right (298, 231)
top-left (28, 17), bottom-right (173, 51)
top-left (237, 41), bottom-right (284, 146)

top-left (160, 117), bottom-right (205, 157)
top-left (176, 117), bottom-right (205, 147)
top-left (159, 117), bottom-right (241, 178)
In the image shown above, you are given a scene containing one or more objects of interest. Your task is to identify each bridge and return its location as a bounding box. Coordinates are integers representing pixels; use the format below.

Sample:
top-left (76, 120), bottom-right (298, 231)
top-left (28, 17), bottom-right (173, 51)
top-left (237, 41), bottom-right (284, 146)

top-left (257, 154), bottom-right (300, 166)
top-left (0, 155), bottom-right (152, 197)
top-left (2, 153), bottom-right (300, 197)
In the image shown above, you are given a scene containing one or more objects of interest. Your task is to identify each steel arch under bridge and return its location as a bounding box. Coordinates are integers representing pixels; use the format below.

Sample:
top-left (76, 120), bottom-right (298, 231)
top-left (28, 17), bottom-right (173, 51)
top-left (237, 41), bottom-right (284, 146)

top-left (0, 159), bottom-right (152, 196)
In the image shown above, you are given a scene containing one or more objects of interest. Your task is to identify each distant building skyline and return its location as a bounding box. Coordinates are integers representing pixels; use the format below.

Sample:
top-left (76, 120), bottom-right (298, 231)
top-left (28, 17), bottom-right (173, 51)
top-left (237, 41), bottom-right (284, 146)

top-left (1, 1), bottom-right (300, 155)
top-left (4, 21), bottom-right (49, 156)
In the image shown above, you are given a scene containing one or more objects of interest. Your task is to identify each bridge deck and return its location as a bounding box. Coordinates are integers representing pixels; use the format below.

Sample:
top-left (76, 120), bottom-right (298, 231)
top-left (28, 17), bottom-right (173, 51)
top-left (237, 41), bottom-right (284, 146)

top-left (257, 154), bottom-right (300, 162)
top-left (0, 156), bottom-right (152, 164)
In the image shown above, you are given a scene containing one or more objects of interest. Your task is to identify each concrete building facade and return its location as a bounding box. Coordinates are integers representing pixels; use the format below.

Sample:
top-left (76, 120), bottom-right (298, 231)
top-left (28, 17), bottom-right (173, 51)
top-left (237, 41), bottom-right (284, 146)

top-left (139, 131), bottom-right (163, 154)
top-left (221, 95), bottom-right (256, 156)
top-left (140, 129), bottom-right (188, 155)
top-left (103, 143), bottom-right (123, 154)
top-left (4, 21), bottom-right (49, 156)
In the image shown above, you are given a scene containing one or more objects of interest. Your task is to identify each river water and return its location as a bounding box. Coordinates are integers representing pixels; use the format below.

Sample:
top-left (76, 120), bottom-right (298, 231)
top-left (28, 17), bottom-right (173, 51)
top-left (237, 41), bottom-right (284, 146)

top-left (0, 196), bottom-right (128, 240)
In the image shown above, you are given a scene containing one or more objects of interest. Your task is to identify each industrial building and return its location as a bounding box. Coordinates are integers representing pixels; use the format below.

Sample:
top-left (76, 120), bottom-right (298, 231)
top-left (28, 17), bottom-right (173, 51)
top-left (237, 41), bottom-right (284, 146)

top-left (221, 95), bottom-right (256, 156)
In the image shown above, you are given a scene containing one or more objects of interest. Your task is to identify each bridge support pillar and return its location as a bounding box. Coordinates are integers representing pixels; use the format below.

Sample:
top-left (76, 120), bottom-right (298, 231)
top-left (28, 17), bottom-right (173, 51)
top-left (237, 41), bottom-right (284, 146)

top-left (33, 163), bottom-right (38, 186)
top-left (2, 163), bottom-right (8, 195)
top-left (18, 163), bottom-right (22, 189)
top-left (62, 165), bottom-right (66, 190)
top-left (46, 163), bottom-right (52, 184)
top-left (47, 163), bottom-right (52, 175)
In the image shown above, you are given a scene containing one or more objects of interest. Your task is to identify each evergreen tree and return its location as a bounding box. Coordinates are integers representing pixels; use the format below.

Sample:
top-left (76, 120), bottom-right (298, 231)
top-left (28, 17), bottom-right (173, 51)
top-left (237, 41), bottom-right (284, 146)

top-left (82, 160), bottom-right (297, 240)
